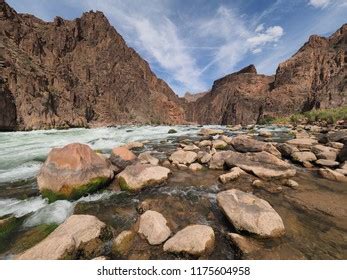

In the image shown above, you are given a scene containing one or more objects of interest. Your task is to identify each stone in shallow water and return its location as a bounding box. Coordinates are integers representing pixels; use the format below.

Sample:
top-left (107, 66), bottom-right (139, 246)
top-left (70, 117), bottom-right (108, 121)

top-left (286, 138), bottom-right (318, 150)
top-left (311, 145), bottom-right (338, 160)
top-left (117, 164), bottom-right (171, 191)
top-left (198, 128), bottom-right (224, 135)
top-left (226, 151), bottom-right (296, 179)
top-left (112, 230), bottom-right (135, 255)
top-left (228, 233), bottom-right (261, 255)
top-left (37, 143), bottom-right (114, 202)
top-left (315, 159), bottom-right (340, 167)
top-left (138, 210), bottom-right (171, 245)
top-left (189, 163), bottom-right (203, 171)
top-left (17, 215), bottom-right (113, 260)
top-left (197, 151), bottom-right (212, 164)
top-left (198, 140), bottom-right (212, 147)
top-left (163, 225), bottom-right (215, 256)
top-left (212, 139), bottom-right (228, 149)
top-left (169, 150), bottom-right (197, 164)
top-left (209, 151), bottom-right (233, 169)
top-left (219, 167), bottom-right (245, 184)
top-left (291, 151), bottom-right (317, 163)
top-left (138, 151), bottom-right (159, 165)
top-left (318, 168), bottom-right (347, 182)
top-left (217, 189), bottom-right (285, 237)
top-left (183, 144), bottom-right (200, 151)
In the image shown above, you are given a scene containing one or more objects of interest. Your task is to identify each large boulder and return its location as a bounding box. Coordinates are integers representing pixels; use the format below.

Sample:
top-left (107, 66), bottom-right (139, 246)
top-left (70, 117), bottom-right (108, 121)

top-left (117, 164), bottom-right (171, 191)
top-left (17, 215), bottom-right (113, 260)
top-left (169, 150), bottom-right (197, 165)
top-left (138, 210), bottom-right (171, 245)
top-left (291, 151), bottom-right (317, 163)
top-left (225, 151), bottom-right (296, 179)
top-left (37, 143), bottom-right (114, 202)
top-left (110, 146), bottom-right (137, 169)
top-left (163, 225), bottom-right (215, 256)
top-left (230, 135), bottom-right (281, 157)
top-left (217, 189), bottom-right (285, 237)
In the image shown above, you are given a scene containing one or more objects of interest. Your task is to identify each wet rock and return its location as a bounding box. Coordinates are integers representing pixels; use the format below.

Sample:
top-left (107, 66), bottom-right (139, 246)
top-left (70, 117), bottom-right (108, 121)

top-left (189, 163), bottom-right (203, 171)
top-left (217, 189), bottom-right (285, 237)
top-left (259, 130), bottom-right (272, 138)
top-left (138, 210), bottom-right (171, 245)
top-left (199, 128), bottom-right (224, 135)
top-left (286, 138), bottom-right (318, 150)
top-left (319, 131), bottom-right (347, 144)
top-left (117, 164), bottom-right (171, 191)
top-left (124, 141), bottom-right (144, 150)
top-left (138, 152), bottom-right (159, 165)
top-left (230, 135), bottom-right (281, 157)
top-left (37, 143), bottom-right (114, 202)
top-left (282, 179), bottom-right (299, 188)
top-left (315, 159), bottom-right (340, 167)
top-left (302, 161), bottom-right (314, 168)
top-left (197, 151), bottom-right (212, 164)
top-left (212, 139), bottom-right (228, 149)
top-left (110, 146), bottom-right (137, 169)
top-left (198, 140), bottom-right (212, 147)
top-left (112, 230), bottom-right (135, 255)
top-left (228, 233), bottom-right (260, 255)
top-left (183, 144), bottom-right (200, 151)
top-left (291, 151), bottom-right (317, 163)
top-left (226, 151), bottom-right (296, 179)
top-left (176, 163), bottom-right (188, 170)
top-left (219, 167), bottom-right (245, 184)
top-left (17, 215), bottom-right (113, 260)
top-left (163, 225), bottom-right (215, 256)
top-left (338, 144), bottom-right (347, 162)
top-left (169, 150), bottom-right (197, 165)
top-left (209, 151), bottom-right (233, 169)
top-left (252, 179), bottom-right (264, 188)
top-left (318, 168), bottom-right (347, 182)
top-left (276, 143), bottom-right (299, 158)
top-left (311, 145), bottom-right (338, 160)
top-left (168, 129), bottom-right (177, 134)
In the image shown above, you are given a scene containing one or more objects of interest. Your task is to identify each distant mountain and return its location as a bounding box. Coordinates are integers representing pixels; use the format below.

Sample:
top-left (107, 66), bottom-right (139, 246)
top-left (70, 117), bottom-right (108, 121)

top-left (182, 91), bottom-right (208, 103)
top-left (187, 24), bottom-right (347, 124)
top-left (0, 0), bottom-right (186, 130)
top-left (0, 0), bottom-right (346, 130)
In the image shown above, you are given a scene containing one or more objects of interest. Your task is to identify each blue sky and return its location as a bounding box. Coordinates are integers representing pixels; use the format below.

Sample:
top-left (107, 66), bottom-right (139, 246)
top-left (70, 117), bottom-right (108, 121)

top-left (7, 0), bottom-right (347, 95)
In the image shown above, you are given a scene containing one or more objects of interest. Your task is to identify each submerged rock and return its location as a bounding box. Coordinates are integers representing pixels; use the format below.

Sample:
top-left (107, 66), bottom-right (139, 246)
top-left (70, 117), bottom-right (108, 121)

top-left (168, 129), bottom-right (177, 134)
top-left (217, 189), bottom-right (285, 237)
top-left (138, 210), bottom-right (171, 245)
top-left (228, 233), bottom-right (261, 255)
top-left (169, 150), bottom-right (197, 165)
top-left (112, 230), bottom-right (135, 255)
top-left (219, 167), bottom-right (245, 184)
top-left (117, 164), bottom-right (171, 191)
top-left (163, 225), bottom-right (215, 256)
top-left (189, 163), bottom-right (203, 171)
top-left (17, 215), bottom-right (113, 260)
top-left (37, 143), bottom-right (114, 202)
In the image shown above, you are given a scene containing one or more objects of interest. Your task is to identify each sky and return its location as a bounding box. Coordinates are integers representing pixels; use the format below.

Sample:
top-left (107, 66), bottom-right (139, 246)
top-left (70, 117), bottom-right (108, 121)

top-left (7, 0), bottom-right (347, 96)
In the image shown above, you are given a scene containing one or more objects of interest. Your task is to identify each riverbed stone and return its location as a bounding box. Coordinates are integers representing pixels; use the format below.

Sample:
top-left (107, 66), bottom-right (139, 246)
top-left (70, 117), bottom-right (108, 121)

top-left (17, 215), bottom-right (113, 260)
top-left (219, 135), bottom-right (233, 144)
top-left (311, 145), bottom-right (338, 160)
top-left (117, 164), bottom-right (171, 191)
top-left (225, 151), bottom-right (296, 179)
top-left (286, 138), bottom-right (318, 150)
top-left (199, 128), bottom-right (224, 135)
top-left (198, 140), bottom-right (212, 147)
top-left (219, 167), bottom-right (245, 184)
top-left (138, 152), bottom-right (159, 165)
top-left (110, 146), bottom-right (137, 169)
top-left (112, 230), bottom-right (135, 255)
top-left (228, 233), bottom-right (261, 255)
top-left (37, 143), bottom-right (114, 202)
top-left (259, 130), bottom-right (272, 138)
top-left (183, 144), bottom-right (200, 151)
top-left (315, 159), bottom-right (340, 167)
top-left (230, 135), bottom-right (281, 157)
top-left (189, 163), bottom-right (203, 171)
top-left (197, 151), bottom-right (212, 164)
top-left (276, 143), bottom-right (299, 158)
top-left (169, 150), bottom-right (197, 165)
top-left (163, 225), bottom-right (215, 256)
top-left (124, 141), bottom-right (144, 150)
top-left (212, 139), bottom-right (228, 149)
top-left (209, 151), bottom-right (233, 169)
top-left (138, 210), bottom-right (171, 245)
top-left (217, 189), bottom-right (285, 237)
top-left (318, 168), bottom-right (347, 182)
top-left (291, 151), bottom-right (317, 163)
top-left (282, 179), bottom-right (299, 188)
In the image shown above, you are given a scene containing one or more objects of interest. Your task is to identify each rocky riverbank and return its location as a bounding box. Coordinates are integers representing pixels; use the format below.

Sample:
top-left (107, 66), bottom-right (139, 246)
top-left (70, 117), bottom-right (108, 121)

top-left (0, 124), bottom-right (346, 260)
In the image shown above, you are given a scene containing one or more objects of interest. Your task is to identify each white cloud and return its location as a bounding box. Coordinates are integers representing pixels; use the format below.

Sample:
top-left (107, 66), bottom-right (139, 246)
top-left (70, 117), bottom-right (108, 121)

top-left (255, 24), bottom-right (265, 32)
top-left (247, 26), bottom-right (284, 48)
top-left (308, 0), bottom-right (331, 8)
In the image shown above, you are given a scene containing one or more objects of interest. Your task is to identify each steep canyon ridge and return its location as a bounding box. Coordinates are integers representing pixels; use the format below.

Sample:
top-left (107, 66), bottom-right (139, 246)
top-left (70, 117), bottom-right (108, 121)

top-left (0, 0), bottom-right (346, 130)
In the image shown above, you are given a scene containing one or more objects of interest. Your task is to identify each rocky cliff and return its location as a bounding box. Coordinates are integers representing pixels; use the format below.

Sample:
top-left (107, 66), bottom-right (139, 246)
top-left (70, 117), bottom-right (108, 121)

top-left (188, 24), bottom-right (347, 125)
top-left (0, 0), bottom-right (186, 130)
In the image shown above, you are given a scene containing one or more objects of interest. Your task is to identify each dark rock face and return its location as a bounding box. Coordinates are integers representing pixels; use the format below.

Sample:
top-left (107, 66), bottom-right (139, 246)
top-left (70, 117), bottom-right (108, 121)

top-left (0, 1), bottom-right (186, 130)
top-left (0, 77), bottom-right (17, 130)
top-left (188, 25), bottom-right (347, 125)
